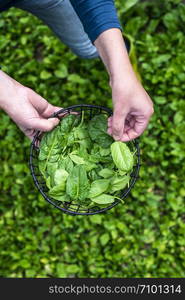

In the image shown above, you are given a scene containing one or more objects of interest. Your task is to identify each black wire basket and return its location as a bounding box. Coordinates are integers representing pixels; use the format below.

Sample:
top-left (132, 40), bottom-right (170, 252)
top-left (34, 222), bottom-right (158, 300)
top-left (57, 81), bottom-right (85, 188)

top-left (29, 104), bottom-right (141, 215)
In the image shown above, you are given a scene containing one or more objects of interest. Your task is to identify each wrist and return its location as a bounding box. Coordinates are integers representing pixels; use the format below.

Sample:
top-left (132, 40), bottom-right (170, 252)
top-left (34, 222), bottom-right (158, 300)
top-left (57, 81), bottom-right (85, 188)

top-left (109, 69), bottom-right (140, 94)
top-left (0, 71), bottom-right (23, 111)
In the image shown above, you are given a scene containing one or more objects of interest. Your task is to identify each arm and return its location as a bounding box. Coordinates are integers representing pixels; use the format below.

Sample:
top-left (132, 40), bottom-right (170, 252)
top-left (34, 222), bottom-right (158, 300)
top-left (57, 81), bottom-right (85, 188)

top-left (70, 1), bottom-right (154, 141)
top-left (0, 70), bottom-right (60, 140)
top-left (94, 29), bottom-right (154, 141)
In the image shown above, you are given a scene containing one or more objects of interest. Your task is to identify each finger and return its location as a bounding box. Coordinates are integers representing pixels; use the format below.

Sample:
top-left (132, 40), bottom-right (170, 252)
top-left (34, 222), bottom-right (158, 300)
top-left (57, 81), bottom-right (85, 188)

top-left (112, 109), bottom-right (128, 140)
top-left (107, 127), bottom-right (112, 136)
top-left (128, 116), bottom-right (135, 128)
top-left (50, 106), bottom-right (64, 116)
top-left (108, 116), bottom-right (113, 125)
top-left (107, 117), bottom-right (113, 132)
top-left (29, 117), bottom-right (60, 132)
top-left (121, 129), bottom-right (139, 142)
top-left (121, 117), bottom-right (149, 142)
top-left (124, 119), bottom-right (131, 132)
top-left (24, 129), bottom-right (37, 141)
top-left (18, 126), bottom-right (35, 141)
top-left (27, 88), bottom-right (63, 118)
top-left (27, 88), bottom-right (50, 114)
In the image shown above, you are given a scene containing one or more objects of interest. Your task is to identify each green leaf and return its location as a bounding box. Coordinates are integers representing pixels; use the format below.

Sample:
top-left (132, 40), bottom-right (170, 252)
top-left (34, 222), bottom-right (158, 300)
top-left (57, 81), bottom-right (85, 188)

top-left (66, 264), bottom-right (79, 273)
top-left (111, 142), bottom-right (134, 172)
top-left (49, 192), bottom-right (70, 202)
top-left (100, 233), bottom-right (110, 246)
top-left (66, 165), bottom-right (90, 202)
top-left (48, 184), bottom-right (65, 196)
top-left (110, 175), bottom-right (130, 193)
top-left (46, 176), bottom-right (51, 189)
top-left (155, 96), bottom-right (167, 105)
top-left (56, 264), bottom-right (67, 277)
top-left (91, 194), bottom-right (115, 204)
top-left (84, 161), bottom-right (97, 172)
top-left (40, 70), bottom-right (52, 79)
top-left (54, 64), bottom-right (68, 78)
top-left (88, 114), bottom-right (114, 148)
top-left (58, 157), bottom-right (74, 173)
top-left (99, 147), bottom-right (111, 156)
top-left (59, 114), bottom-right (78, 136)
top-left (68, 74), bottom-right (87, 84)
top-left (89, 179), bottom-right (110, 198)
top-left (39, 127), bottom-right (61, 172)
top-left (98, 168), bottom-right (115, 178)
top-left (53, 169), bottom-right (69, 186)
top-left (69, 154), bottom-right (85, 165)
top-left (121, 0), bottom-right (139, 13)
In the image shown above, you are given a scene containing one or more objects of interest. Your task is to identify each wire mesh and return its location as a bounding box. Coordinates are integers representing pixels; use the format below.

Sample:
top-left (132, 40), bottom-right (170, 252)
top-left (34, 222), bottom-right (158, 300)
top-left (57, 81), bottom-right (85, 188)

top-left (29, 104), bottom-right (141, 215)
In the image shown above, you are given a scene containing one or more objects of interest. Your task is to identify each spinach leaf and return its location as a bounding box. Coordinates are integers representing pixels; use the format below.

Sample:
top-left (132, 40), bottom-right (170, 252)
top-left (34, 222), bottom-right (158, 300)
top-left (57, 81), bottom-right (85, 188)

top-left (58, 157), bottom-right (74, 173)
top-left (55, 194), bottom-right (70, 202)
top-left (46, 169), bottom-right (69, 194)
top-left (111, 141), bottom-right (134, 172)
top-left (88, 169), bottom-right (101, 182)
top-left (88, 114), bottom-right (113, 148)
top-left (38, 160), bottom-right (47, 179)
top-left (118, 170), bottom-right (127, 176)
top-left (69, 153), bottom-right (85, 165)
top-left (66, 165), bottom-right (90, 202)
top-left (73, 124), bottom-right (89, 140)
top-left (98, 168), bottom-right (115, 179)
top-left (38, 126), bottom-right (61, 171)
top-left (110, 175), bottom-right (130, 193)
top-left (46, 176), bottom-right (51, 189)
top-left (91, 194), bottom-right (115, 204)
top-left (49, 187), bottom-right (70, 202)
top-left (59, 114), bottom-right (78, 135)
top-left (99, 147), bottom-right (111, 157)
top-left (46, 161), bottom-right (59, 178)
top-left (89, 144), bottom-right (113, 163)
top-left (88, 179), bottom-right (110, 198)
top-left (84, 162), bottom-right (97, 172)
top-left (78, 137), bottom-right (92, 150)
top-left (53, 169), bottom-right (69, 186)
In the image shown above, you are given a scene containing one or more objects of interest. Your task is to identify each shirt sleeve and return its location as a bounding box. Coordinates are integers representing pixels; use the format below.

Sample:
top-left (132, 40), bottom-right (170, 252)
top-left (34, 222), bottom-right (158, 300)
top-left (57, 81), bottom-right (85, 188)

top-left (69, 0), bottom-right (122, 43)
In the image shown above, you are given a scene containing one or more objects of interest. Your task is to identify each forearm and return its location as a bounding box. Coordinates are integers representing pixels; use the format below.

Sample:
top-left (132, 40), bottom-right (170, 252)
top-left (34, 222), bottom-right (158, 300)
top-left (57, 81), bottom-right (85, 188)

top-left (94, 28), bottom-right (138, 87)
top-left (0, 70), bottom-right (21, 112)
top-left (0, 70), bottom-right (12, 110)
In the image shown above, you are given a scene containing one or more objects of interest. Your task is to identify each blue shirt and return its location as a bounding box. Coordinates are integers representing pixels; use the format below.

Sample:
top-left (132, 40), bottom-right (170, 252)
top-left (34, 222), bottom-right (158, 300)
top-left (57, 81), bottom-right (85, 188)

top-left (70, 0), bottom-right (122, 42)
top-left (0, 0), bottom-right (121, 43)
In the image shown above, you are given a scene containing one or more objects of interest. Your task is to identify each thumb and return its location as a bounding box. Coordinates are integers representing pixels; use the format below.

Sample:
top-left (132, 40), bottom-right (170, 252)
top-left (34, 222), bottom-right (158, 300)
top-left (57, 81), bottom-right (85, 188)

top-left (112, 108), bottom-right (128, 140)
top-left (30, 117), bottom-right (60, 132)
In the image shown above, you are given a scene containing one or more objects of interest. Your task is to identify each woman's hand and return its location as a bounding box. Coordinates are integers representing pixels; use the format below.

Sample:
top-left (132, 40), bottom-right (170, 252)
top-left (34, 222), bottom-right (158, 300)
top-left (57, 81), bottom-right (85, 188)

top-left (0, 71), bottom-right (61, 140)
top-left (108, 79), bottom-right (154, 141)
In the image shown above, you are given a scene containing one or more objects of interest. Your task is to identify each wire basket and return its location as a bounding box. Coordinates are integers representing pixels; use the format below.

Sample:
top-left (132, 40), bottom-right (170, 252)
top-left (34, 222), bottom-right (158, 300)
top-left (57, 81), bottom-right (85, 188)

top-left (29, 104), bottom-right (140, 215)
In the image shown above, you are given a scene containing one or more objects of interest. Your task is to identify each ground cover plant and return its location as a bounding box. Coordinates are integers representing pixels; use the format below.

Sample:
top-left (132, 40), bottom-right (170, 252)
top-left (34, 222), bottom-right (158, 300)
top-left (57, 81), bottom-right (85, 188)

top-left (0, 0), bottom-right (185, 277)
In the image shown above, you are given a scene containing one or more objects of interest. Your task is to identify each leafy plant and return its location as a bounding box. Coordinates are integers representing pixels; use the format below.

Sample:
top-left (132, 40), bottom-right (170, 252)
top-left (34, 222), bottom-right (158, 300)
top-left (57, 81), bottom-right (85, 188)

top-left (38, 114), bottom-right (134, 206)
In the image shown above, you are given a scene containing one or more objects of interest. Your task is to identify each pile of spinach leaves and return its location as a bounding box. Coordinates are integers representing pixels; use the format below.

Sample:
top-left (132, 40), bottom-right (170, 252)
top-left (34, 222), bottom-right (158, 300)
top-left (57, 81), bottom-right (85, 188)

top-left (38, 113), bottom-right (134, 207)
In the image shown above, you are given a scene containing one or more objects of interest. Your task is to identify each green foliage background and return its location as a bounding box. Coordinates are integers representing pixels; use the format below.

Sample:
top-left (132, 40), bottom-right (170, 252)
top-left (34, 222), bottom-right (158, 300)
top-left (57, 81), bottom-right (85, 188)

top-left (0, 0), bottom-right (185, 277)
